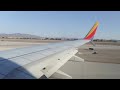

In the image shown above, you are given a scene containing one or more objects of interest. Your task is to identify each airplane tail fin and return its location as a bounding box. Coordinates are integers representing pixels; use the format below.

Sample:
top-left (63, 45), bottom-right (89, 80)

top-left (84, 22), bottom-right (99, 40)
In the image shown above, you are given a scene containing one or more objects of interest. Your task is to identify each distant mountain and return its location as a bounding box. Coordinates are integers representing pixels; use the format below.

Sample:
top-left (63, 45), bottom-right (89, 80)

top-left (0, 33), bottom-right (79, 40)
top-left (0, 33), bottom-right (42, 39)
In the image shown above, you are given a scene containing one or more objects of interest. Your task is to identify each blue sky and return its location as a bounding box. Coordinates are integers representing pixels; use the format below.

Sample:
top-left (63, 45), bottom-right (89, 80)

top-left (0, 11), bottom-right (120, 40)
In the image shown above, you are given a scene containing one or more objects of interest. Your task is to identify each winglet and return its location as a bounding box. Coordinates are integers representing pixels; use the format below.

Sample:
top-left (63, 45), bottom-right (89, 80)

top-left (84, 22), bottom-right (99, 40)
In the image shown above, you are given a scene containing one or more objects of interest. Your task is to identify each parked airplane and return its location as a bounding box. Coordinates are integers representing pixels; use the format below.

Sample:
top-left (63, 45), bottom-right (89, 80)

top-left (0, 22), bottom-right (99, 79)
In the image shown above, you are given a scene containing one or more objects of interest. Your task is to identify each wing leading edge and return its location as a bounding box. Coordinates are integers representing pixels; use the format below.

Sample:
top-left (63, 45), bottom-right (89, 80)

top-left (0, 22), bottom-right (99, 79)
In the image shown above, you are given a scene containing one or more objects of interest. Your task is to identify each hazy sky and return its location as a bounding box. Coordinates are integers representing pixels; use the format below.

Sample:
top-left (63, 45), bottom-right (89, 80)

top-left (0, 11), bottom-right (120, 40)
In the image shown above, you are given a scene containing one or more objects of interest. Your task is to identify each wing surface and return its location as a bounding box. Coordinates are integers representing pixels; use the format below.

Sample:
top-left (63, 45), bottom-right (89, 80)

top-left (0, 22), bottom-right (99, 79)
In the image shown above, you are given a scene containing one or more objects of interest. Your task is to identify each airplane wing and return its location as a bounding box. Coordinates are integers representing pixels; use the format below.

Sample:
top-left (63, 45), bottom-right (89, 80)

top-left (0, 22), bottom-right (99, 79)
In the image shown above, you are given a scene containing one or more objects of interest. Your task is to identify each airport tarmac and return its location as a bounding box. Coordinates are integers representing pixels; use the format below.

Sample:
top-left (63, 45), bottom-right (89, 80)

top-left (77, 44), bottom-right (120, 64)
top-left (0, 41), bottom-right (48, 51)
top-left (60, 44), bottom-right (120, 79)
top-left (0, 40), bottom-right (120, 79)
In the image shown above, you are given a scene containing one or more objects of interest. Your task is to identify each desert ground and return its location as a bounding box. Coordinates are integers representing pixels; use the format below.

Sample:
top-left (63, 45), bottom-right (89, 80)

top-left (0, 40), bottom-right (120, 79)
